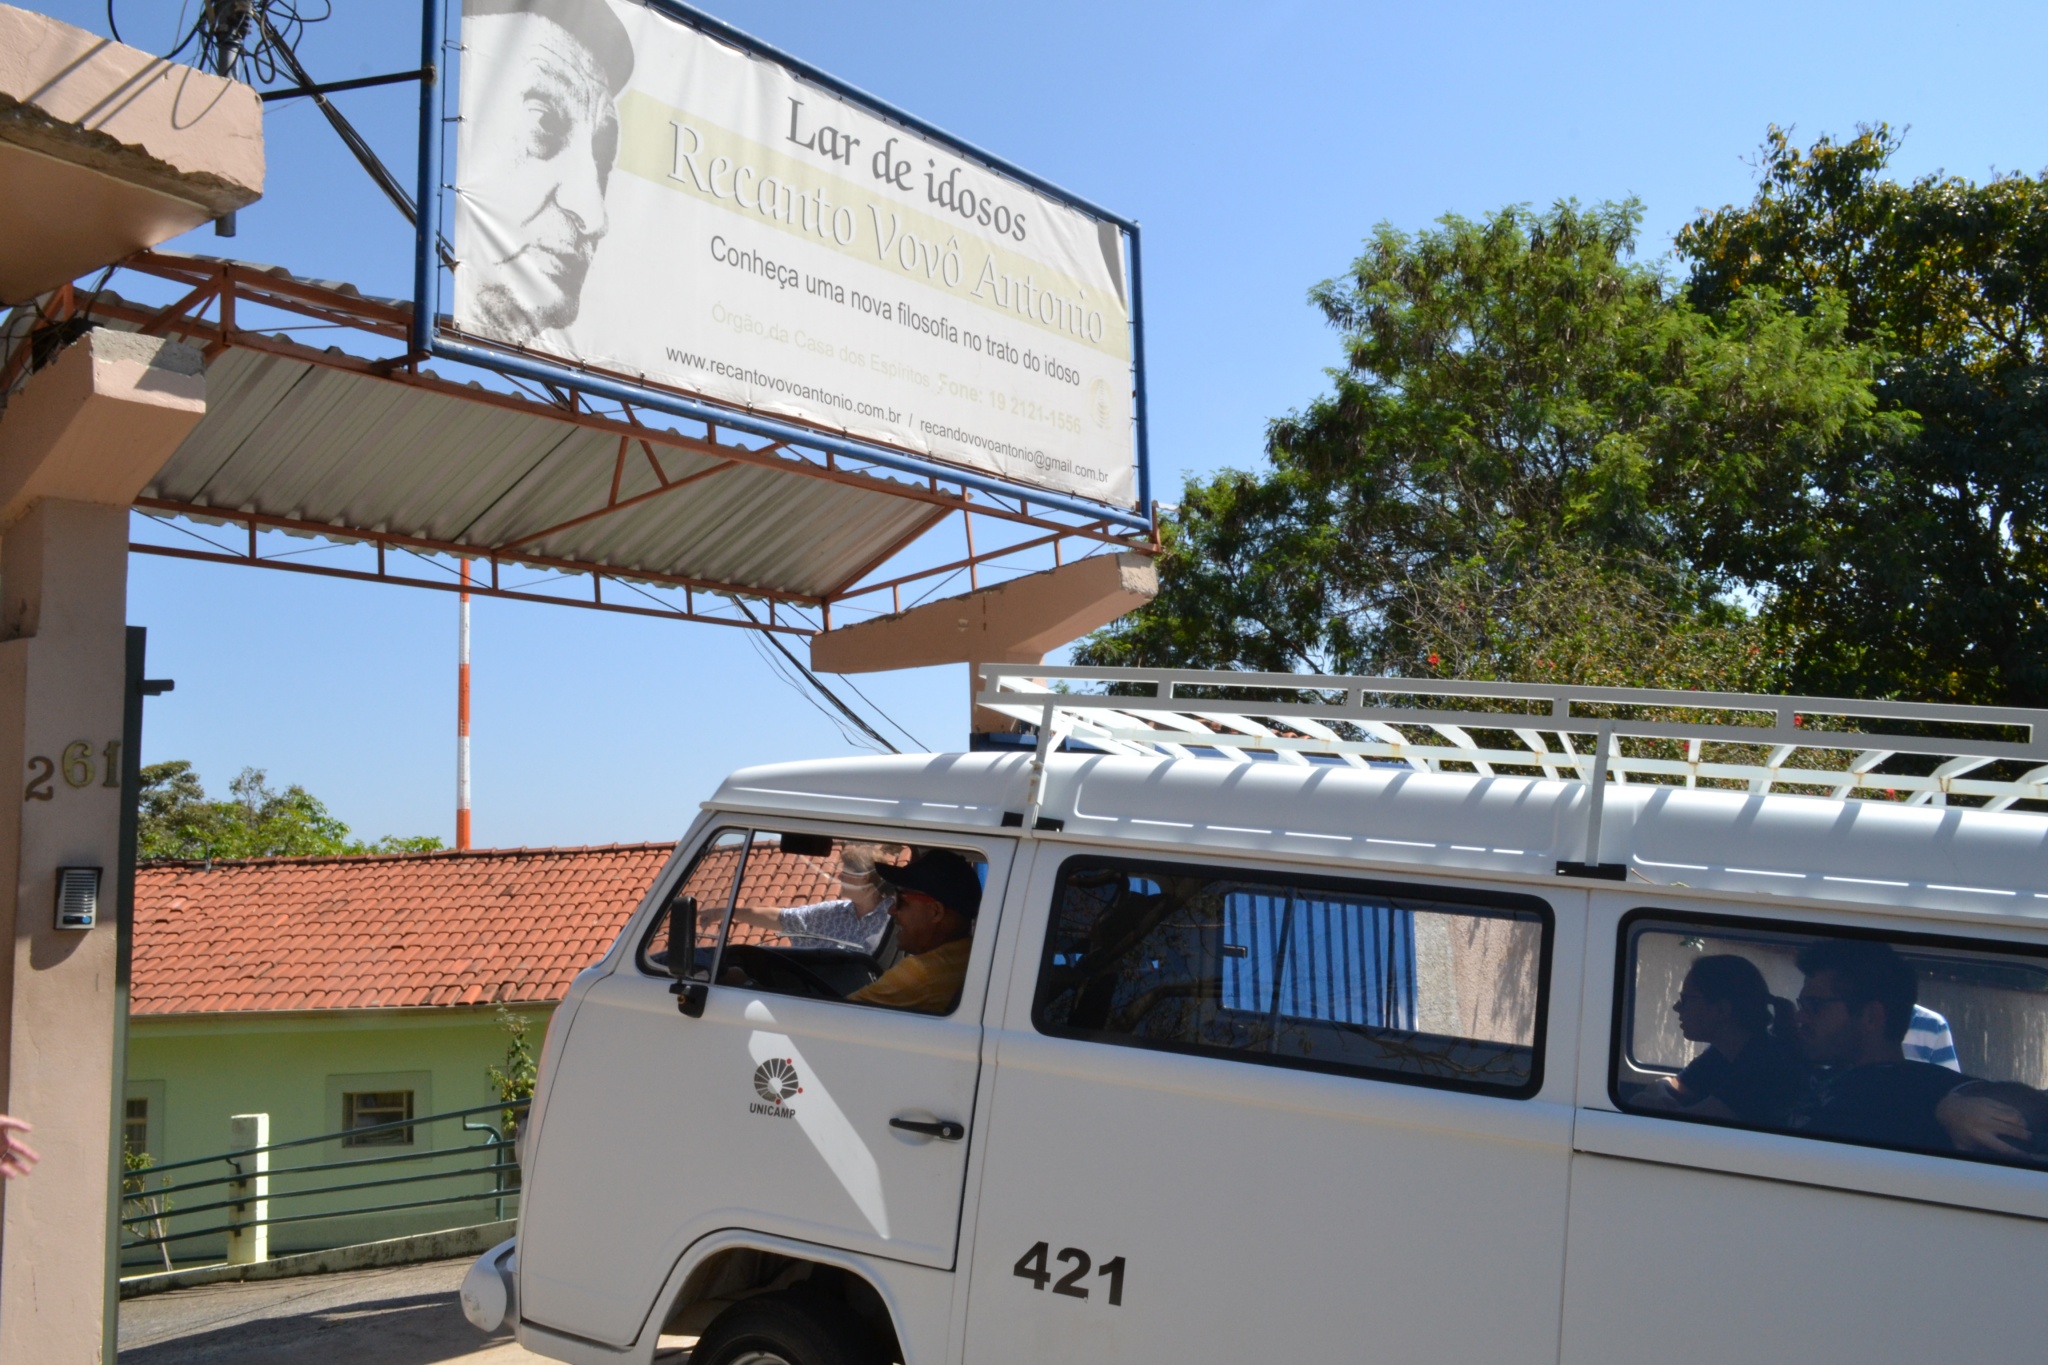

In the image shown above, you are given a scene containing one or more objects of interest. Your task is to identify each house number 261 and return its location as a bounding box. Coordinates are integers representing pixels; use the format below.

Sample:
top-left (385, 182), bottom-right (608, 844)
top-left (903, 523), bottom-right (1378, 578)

top-left (24, 741), bottom-right (120, 801)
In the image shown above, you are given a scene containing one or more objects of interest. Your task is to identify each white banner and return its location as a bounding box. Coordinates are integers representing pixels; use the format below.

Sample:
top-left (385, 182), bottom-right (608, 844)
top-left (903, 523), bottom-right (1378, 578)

top-left (452, 0), bottom-right (1138, 509)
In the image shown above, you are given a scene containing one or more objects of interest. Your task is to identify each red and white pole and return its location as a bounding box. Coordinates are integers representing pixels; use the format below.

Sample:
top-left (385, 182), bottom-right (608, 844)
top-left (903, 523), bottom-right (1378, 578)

top-left (456, 558), bottom-right (472, 851)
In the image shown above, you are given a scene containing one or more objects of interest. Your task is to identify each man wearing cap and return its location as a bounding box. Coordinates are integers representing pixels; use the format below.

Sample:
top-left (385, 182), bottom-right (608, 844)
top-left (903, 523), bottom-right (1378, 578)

top-left (848, 851), bottom-right (982, 1015)
top-left (457, 0), bottom-right (635, 347)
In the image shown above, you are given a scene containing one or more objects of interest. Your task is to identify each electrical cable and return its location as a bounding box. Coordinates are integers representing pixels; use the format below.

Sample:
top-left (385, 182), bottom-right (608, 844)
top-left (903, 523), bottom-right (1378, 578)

top-left (600, 577), bottom-right (915, 754)
top-left (726, 598), bottom-right (903, 755)
top-left (834, 673), bottom-right (929, 752)
top-left (147, 2), bottom-right (453, 266)
top-left (752, 632), bottom-right (884, 753)
top-left (105, 0), bottom-right (204, 63)
top-left (251, 9), bottom-right (441, 248)
top-left (757, 632), bottom-right (896, 755)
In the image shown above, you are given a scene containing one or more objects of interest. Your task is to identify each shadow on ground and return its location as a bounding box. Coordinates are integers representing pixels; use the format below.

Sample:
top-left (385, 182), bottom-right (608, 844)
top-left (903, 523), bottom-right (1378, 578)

top-left (119, 1261), bottom-right (520, 1365)
top-left (123, 1289), bottom-right (512, 1365)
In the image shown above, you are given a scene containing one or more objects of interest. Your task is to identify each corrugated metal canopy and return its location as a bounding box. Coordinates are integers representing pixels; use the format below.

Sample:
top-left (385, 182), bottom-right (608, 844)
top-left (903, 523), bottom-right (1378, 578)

top-left (145, 344), bottom-right (940, 601)
top-left (1, 253), bottom-right (1152, 633)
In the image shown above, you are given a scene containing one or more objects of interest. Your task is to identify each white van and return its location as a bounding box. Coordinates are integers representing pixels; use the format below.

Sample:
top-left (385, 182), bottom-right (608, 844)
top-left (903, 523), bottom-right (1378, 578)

top-left (468, 668), bottom-right (2048, 1365)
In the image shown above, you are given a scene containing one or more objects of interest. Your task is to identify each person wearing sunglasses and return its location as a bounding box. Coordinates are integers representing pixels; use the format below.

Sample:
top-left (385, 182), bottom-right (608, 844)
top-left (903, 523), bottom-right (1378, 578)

top-left (1790, 939), bottom-right (2034, 1156)
top-left (846, 851), bottom-right (983, 1016)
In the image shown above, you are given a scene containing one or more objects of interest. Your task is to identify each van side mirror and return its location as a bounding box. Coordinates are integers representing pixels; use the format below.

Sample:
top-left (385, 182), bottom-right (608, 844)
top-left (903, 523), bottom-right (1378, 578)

top-left (666, 895), bottom-right (707, 1018)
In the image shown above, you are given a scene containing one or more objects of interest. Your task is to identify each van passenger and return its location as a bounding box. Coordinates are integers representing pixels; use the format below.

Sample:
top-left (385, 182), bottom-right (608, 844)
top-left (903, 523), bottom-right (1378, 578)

top-left (1647, 955), bottom-right (1806, 1126)
top-left (734, 844), bottom-right (899, 954)
top-left (1946, 1082), bottom-right (2048, 1160)
top-left (1902, 1003), bottom-right (1961, 1070)
top-left (1789, 939), bottom-right (2033, 1155)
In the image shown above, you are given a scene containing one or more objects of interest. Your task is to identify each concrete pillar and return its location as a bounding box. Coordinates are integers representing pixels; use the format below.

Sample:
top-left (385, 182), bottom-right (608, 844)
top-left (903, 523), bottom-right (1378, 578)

top-left (0, 329), bottom-right (202, 1362)
top-left (224, 1113), bottom-right (270, 1266)
top-left (0, 500), bottom-right (130, 1355)
top-left (0, 4), bottom-right (265, 305)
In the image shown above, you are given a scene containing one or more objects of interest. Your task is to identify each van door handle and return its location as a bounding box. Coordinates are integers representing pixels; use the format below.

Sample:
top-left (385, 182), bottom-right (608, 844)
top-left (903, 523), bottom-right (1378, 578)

top-left (889, 1116), bottom-right (965, 1141)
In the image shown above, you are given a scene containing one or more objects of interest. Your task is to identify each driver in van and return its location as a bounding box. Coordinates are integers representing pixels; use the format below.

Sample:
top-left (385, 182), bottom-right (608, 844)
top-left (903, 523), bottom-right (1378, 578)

top-left (1790, 939), bottom-right (2036, 1155)
top-left (846, 851), bottom-right (982, 1015)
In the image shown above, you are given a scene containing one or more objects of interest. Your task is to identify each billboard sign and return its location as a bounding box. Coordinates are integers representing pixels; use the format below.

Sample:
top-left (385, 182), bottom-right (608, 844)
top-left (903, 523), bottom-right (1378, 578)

top-left (450, 0), bottom-right (1139, 510)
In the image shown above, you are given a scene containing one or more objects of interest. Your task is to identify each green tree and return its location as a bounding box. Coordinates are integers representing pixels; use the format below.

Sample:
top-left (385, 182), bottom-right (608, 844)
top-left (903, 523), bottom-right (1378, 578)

top-left (485, 1006), bottom-right (537, 1150)
top-left (1403, 545), bottom-right (1781, 694)
top-left (1677, 125), bottom-right (2048, 704)
top-left (137, 761), bottom-right (443, 861)
top-left (137, 760), bottom-right (207, 859)
top-left (1083, 198), bottom-right (1893, 684)
top-left (121, 1149), bottom-right (174, 1273)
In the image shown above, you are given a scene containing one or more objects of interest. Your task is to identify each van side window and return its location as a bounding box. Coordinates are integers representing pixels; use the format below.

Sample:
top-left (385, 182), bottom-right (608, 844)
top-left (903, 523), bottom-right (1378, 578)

top-left (642, 829), bottom-right (986, 1017)
top-left (1033, 856), bottom-right (1551, 1096)
top-left (1614, 911), bottom-right (2048, 1167)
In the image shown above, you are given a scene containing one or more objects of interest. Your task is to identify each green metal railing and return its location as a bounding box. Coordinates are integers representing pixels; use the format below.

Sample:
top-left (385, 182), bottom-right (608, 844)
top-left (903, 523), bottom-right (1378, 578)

top-left (121, 1100), bottom-right (527, 1255)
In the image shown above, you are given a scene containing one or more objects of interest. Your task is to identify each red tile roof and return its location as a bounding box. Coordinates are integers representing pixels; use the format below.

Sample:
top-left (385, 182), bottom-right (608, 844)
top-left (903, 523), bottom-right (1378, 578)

top-left (131, 840), bottom-right (865, 1015)
top-left (132, 844), bottom-right (674, 1015)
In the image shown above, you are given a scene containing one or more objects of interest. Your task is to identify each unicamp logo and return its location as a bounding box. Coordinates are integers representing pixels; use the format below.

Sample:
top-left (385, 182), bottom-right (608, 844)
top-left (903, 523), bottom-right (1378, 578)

top-left (750, 1058), bottom-right (801, 1118)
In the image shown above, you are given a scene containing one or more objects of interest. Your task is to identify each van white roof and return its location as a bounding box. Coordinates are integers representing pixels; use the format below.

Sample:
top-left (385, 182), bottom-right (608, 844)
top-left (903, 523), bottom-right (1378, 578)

top-left (710, 749), bottom-right (2048, 927)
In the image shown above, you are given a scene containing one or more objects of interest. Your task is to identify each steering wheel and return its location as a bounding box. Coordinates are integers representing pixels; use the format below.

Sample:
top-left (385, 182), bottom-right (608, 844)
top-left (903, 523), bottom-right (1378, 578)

top-left (721, 943), bottom-right (875, 1001)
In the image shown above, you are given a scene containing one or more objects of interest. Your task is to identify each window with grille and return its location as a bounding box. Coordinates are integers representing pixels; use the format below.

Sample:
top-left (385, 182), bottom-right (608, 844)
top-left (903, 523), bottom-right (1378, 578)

top-left (123, 1096), bottom-right (149, 1158)
top-left (342, 1090), bottom-right (415, 1147)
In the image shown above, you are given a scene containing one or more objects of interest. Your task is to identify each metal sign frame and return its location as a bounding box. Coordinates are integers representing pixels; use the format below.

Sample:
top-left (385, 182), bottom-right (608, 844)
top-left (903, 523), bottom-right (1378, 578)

top-left (410, 0), bottom-right (1153, 534)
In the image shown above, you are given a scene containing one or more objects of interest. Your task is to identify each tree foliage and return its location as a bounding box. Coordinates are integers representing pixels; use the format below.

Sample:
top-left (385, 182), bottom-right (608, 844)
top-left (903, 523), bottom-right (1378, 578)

top-left (486, 1006), bottom-right (538, 1148)
top-left (1677, 125), bottom-right (2048, 703)
top-left (137, 760), bottom-right (443, 861)
top-left (1083, 196), bottom-right (1895, 684)
top-left (1086, 129), bottom-right (2048, 705)
top-left (1404, 546), bottom-right (1781, 694)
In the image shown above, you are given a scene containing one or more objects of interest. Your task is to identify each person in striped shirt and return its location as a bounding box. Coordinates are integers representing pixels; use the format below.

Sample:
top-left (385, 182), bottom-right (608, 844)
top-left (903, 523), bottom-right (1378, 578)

top-left (1902, 1004), bottom-right (1960, 1071)
top-left (771, 845), bottom-right (898, 955)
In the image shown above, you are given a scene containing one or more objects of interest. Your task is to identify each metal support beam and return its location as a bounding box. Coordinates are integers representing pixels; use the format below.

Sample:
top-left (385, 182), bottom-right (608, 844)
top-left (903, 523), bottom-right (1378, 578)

top-left (259, 69), bottom-right (425, 102)
top-left (133, 499), bottom-right (825, 609)
top-left (130, 542), bottom-right (814, 635)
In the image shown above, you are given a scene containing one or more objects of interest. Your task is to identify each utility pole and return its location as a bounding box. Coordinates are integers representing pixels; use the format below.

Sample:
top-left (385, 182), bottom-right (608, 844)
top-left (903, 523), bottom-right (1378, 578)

top-left (457, 559), bottom-right (472, 851)
top-left (202, 0), bottom-right (255, 236)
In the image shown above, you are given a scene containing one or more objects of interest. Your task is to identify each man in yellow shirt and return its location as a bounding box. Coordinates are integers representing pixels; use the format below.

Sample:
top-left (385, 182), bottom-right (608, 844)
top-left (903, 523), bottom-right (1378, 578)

top-left (849, 851), bottom-right (983, 1015)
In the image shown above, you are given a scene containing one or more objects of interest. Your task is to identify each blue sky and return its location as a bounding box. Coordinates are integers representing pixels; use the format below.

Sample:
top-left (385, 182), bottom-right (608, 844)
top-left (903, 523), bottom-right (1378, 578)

top-left (45, 0), bottom-right (2048, 848)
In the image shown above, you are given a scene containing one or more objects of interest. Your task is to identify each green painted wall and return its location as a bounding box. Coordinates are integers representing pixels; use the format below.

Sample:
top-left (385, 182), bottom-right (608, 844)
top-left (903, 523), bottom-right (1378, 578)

top-left (122, 1005), bottom-right (551, 1266)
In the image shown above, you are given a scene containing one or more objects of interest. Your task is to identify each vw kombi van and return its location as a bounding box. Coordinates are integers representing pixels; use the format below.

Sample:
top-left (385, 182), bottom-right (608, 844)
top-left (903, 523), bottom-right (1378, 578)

top-left (466, 667), bottom-right (2048, 1364)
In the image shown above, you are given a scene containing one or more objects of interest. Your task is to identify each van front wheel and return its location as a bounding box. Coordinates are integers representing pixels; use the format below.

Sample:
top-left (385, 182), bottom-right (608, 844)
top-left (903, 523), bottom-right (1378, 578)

top-left (691, 1292), bottom-right (887, 1365)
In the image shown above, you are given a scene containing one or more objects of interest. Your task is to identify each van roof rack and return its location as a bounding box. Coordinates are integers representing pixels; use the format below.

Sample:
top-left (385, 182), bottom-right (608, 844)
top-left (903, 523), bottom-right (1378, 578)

top-left (975, 665), bottom-right (2048, 811)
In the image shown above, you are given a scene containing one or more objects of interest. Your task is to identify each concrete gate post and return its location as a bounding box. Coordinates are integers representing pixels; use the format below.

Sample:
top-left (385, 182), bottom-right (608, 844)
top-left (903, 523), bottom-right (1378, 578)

top-left (224, 1114), bottom-right (270, 1266)
top-left (0, 330), bottom-right (203, 1361)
